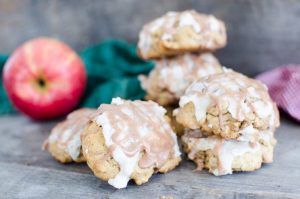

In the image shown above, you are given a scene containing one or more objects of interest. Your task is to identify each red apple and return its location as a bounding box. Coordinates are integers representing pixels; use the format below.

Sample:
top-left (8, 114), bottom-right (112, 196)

top-left (3, 37), bottom-right (86, 120)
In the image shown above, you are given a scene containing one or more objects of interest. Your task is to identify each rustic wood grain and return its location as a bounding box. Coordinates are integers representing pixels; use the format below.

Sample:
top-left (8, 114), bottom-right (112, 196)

top-left (0, 114), bottom-right (299, 198)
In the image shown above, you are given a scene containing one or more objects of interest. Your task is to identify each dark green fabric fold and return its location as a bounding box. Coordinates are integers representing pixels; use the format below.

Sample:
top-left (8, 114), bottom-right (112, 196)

top-left (0, 40), bottom-right (153, 115)
top-left (0, 55), bottom-right (16, 114)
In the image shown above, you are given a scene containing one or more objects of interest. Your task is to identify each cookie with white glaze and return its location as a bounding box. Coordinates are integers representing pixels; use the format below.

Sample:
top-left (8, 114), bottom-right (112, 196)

top-left (181, 129), bottom-right (276, 175)
top-left (43, 108), bottom-right (96, 163)
top-left (165, 106), bottom-right (184, 136)
top-left (175, 69), bottom-right (280, 140)
top-left (81, 98), bottom-right (181, 189)
top-left (137, 10), bottom-right (227, 59)
top-left (139, 53), bottom-right (222, 106)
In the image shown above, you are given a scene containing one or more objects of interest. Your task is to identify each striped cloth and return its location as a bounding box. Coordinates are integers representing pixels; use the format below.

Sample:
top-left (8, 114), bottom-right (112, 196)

top-left (257, 65), bottom-right (300, 122)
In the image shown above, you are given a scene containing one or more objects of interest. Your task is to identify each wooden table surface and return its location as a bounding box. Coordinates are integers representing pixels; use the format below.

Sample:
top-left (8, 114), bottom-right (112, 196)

top-left (0, 114), bottom-right (299, 199)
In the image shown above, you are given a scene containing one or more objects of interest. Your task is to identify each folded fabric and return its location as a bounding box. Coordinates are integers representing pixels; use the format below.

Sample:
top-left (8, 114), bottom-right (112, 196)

top-left (256, 65), bottom-right (300, 122)
top-left (79, 40), bottom-right (153, 108)
top-left (0, 40), bottom-right (153, 115)
top-left (0, 55), bottom-right (16, 114)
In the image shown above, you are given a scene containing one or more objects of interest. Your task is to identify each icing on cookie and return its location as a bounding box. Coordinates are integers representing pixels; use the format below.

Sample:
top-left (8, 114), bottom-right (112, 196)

top-left (179, 12), bottom-right (201, 33)
top-left (178, 68), bottom-right (279, 129)
top-left (47, 108), bottom-right (95, 161)
top-left (183, 129), bottom-right (263, 176)
top-left (214, 139), bottom-right (260, 175)
top-left (95, 98), bottom-right (180, 189)
top-left (237, 125), bottom-right (259, 142)
top-left (139, 53), bottom-right (222, 100)
top-left (258, 130), bottom-right (276, 163)
top-left (138, 10), bottom-right (226, 57)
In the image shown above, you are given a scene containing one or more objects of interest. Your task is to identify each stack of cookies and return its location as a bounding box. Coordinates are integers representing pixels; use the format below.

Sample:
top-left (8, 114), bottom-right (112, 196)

top-left (138, 10), bottom-right (280, 175)
top-left (138, 10), bottom-right (227, 107)
top-left (42, 10), bottom-right (280, 190)
top-left (176, 70), bottom-right (280, 175)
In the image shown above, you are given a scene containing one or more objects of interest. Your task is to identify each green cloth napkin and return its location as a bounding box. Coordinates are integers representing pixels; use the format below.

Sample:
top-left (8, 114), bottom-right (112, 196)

top-left (0, 40), bottom-right (153, 115)
top-left (0, 55), bottom-right (16, 114)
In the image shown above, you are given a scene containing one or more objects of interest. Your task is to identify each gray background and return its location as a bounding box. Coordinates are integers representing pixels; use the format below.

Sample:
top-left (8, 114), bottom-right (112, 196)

top-left (1, 0), bottom-right (300, 75)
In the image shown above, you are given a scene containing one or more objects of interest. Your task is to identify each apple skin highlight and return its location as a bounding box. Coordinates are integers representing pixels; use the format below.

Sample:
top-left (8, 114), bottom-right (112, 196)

top-left (3, 37), bottom-right (87, 120)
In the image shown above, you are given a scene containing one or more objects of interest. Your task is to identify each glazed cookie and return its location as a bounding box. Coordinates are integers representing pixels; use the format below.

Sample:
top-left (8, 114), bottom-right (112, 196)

top-left (165, 106), bottom-right (184, 136)
top-left (43, 108), bottom-right (96, 163)
top-left (181, 129), bottom-right (276, 175)
top-left (175, 69), bottom-right (280, 139)
top-left (139, 53), bottom-right (222, 106)
top-left (81, 98), bottom-right (181, 189)
top-left (137, 10), bottom-right (227, 59)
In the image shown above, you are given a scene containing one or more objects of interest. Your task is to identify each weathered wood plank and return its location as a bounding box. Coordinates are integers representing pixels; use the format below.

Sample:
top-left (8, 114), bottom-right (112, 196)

top-left (0, 116), bottom-right (91, 174)
top-left (0, 161), bottom-right (298, 199)
top-left (0, 114), bottom-right (299, 198)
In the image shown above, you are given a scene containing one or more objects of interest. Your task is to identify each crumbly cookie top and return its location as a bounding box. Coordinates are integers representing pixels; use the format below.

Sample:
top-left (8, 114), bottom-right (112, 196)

top-left (139, 53), bottom-right (222, 99)
top-left (95, 98), bottom-right (180, 189)
top-left (178, 68), bottom-right (280, 129)
top-left (47, 108), bottom-right (95, 160)
top-left (138, 10), bottom-right (226, 57)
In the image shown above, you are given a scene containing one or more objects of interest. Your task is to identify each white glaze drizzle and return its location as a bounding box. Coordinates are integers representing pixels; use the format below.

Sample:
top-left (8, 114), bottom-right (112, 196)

top-left (139, 53), bottom-right (222, 102)
top-left (95, 98), bottom-right (180, 189)
top-left (47, 108), bottom-right (96, 161)
top-left (177, 68), bottom-right (279, 129)
top-left (138, 10), bottom-right (226, 58)
top-left (178, 12), bottom-right (201, 32)
top-left (183, 127), bottom-right (276, 176)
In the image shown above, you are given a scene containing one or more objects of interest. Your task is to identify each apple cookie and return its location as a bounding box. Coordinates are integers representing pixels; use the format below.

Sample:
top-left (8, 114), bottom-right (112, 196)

top-left (43, 108), bottom-right (96, 163)
top-left (139, 53), bottom-right (222, 106)
top-left (137, 10), bottom-right (227, 59)
top-left (181, 129), bottom-right (276, 175)
top-left (81, 98), bottom-right (181, 189)
top-left (165, 106), bottom-right (184, 136)
top-left (175, 69), bottom-right (280, 140)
